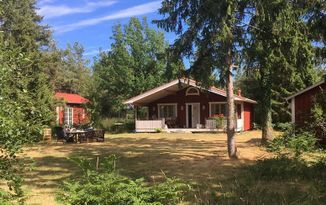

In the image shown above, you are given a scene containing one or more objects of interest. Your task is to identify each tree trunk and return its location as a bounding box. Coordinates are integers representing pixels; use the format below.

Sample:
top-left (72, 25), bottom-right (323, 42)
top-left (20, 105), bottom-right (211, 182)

top-left (261, 93), bottom-right (273, 143)
top-left (225, 35), bottom-right (237, 158)
top-left (260, 73), bottom-right (273, 143)
top-left (226, 64), bottom-right (237, 158)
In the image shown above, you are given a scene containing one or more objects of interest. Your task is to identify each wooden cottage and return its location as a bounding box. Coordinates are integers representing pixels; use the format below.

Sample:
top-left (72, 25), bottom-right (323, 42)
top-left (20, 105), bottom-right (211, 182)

top-left (124, 78), bottom-right (257, 132)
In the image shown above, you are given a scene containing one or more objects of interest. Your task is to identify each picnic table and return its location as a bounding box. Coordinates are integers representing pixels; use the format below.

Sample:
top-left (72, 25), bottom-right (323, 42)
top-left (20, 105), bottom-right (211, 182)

top-left (65, 129), bottom-right (105, 143)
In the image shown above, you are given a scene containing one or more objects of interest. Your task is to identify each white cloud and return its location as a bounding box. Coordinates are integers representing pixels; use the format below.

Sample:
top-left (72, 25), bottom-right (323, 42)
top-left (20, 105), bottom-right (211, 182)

top-left (38, 1), bottom-right (117, 19)
top-left (54, 1), bottom-right (161, 34)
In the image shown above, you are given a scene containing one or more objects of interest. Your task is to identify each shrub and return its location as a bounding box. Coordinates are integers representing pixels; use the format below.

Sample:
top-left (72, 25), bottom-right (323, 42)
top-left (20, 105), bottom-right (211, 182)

top-left (97, 118), bottom-right (134, 133)
top-left (57, 156), bottom-right (190, 205)
top-left (154, 128), bottom-right (162, 133)
top-left (209, 114), bottom-right (225, 129)
top-left (273, 122), bottom-right (293, 132)
top-left (267, 125), bottom-right (317, 156)
top-left (287, 132), bottom-right (317, 156)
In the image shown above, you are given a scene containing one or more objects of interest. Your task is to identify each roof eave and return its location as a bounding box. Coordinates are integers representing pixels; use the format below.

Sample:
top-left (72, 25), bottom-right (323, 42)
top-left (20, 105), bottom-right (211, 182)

top-left (285, 80), bottom-right (325, 101)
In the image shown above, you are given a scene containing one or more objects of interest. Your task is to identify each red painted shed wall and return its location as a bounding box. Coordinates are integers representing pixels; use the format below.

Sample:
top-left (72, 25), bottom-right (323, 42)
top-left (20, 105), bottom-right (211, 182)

top-left (57, 104), bottom-right (90, 126)
top-left (244, 102), bottom-right (253, 131)
top-left (294, 82), bottom-right (326, 126)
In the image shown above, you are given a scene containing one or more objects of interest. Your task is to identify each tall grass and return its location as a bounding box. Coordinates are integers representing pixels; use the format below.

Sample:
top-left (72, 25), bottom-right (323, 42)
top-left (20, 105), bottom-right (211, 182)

top-left (212, 155), bottom-right (326, 205)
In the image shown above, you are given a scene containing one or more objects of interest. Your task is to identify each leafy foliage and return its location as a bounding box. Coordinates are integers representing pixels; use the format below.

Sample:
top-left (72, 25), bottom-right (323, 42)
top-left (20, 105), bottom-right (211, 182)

top-left (91, 17), bottom-right (183, 118)
top-left (57, 156), bottom-right (190, 205)
top-left (268, 125), bottom-right (317, 156)
top-left (0, 0), bottom-right (55, 202)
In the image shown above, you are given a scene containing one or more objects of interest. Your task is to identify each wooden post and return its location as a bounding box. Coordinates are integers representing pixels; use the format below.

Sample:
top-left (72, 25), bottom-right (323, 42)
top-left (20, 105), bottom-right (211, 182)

top-left (96, 156), bottom-right (100, 171)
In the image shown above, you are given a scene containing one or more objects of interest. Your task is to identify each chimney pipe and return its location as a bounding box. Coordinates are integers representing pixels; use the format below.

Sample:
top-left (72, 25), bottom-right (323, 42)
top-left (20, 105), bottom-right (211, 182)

top-left (238, 89), bottom-right (242, 96)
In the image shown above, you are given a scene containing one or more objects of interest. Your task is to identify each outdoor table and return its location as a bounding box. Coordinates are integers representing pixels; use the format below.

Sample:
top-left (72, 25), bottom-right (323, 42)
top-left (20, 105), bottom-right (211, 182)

top-left (66, 130), bottom-right (87, 143)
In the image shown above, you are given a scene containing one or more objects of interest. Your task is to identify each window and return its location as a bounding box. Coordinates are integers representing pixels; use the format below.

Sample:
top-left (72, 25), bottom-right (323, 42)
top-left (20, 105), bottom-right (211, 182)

top-left (158, 104), bottom-right (177, 119)
top-left (209, 103), bottom-right (226, 117)
top-left (64, 106), bottom-right (73, 125)
top-left (137, 106), bottom-right (149, 120)
top-left (186, 87), bottom-right (200, 96)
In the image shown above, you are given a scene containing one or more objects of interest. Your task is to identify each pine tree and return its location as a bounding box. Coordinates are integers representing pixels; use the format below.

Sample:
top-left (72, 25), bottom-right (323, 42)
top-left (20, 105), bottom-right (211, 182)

top-left (244, 0), bottom-right (319, 142)
top-left (154, 0), bottom-right (249, 158)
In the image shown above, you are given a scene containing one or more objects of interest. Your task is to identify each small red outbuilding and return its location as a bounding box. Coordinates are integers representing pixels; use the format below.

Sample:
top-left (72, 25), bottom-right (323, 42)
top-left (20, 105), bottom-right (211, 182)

top-left (54, 92), bottom-right (90, 126)
top-left (286, 78), bottom-right (326, 126)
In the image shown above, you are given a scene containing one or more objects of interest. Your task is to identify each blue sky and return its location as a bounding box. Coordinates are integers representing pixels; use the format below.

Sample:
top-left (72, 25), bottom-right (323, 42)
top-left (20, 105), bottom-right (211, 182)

top-left (37, 0), bottom-right (177, 64)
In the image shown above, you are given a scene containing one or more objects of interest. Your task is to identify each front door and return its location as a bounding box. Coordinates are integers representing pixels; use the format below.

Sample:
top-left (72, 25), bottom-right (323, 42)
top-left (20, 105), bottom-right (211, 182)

top-left (186, 103), bottom-right (200, 128)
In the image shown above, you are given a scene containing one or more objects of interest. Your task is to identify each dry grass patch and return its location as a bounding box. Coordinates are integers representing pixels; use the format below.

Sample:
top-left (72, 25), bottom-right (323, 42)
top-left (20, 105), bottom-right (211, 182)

top-left (20, 130), bottom-right (271, 205)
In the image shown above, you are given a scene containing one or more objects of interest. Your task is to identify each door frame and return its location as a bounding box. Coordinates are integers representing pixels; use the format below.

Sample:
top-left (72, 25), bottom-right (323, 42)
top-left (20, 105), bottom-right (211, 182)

top-left (186, 103), bottom-right (200, 128)
top-left (235, 103), bottom-right (244, 131)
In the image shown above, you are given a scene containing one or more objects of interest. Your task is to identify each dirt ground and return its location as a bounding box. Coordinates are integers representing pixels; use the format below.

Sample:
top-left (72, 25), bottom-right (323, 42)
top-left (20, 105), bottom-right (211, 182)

top-left (20, 130), bottom-right (273, 205)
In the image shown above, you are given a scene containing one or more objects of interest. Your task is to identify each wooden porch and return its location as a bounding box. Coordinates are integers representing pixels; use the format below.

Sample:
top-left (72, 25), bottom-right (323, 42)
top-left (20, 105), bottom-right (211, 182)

top-left (135, 119), bottom-right (226, 133)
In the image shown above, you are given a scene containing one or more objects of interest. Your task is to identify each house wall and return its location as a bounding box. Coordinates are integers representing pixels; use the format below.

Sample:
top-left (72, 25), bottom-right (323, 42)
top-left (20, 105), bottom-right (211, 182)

top-left (57, 104), bottom-right (90, 126)
top-left (146, 87), bottom-right (253, 130)
top-left (294, 82), bottom-right (326, 126)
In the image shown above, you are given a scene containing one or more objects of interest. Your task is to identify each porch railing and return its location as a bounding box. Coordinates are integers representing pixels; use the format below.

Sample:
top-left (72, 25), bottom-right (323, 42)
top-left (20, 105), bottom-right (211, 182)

top-left (135, 119), bottom-right (165, 132)
top-left (205, 119), bottom-right (227, 130)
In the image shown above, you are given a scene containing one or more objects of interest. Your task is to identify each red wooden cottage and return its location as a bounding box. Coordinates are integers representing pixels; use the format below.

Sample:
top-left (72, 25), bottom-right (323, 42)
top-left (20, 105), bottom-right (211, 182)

top-left (124, 78), bottom-right (257, 132)
top-left (286, 77), bottom-right (326, 126)
top-left (55, 92), bottom-right (90, 126)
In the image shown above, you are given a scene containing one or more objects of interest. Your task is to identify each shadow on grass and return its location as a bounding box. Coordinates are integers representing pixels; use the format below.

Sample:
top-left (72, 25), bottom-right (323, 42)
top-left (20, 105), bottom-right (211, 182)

top-left (22, 135), bottom-right (263, 204)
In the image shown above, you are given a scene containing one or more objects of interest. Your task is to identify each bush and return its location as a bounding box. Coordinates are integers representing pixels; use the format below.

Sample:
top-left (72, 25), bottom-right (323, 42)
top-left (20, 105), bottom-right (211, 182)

top-left (267, 125), bottom-right (317, 156)
top-left (273, 122), bottom-right (293, 132)
top-left (208, 114), bottom-right (226, 129)
top-left (287, 132), bottom-right (317, 156)
top-left (57, 156), bottom-right (190, 205)
top-left (154, 128), bottom-right (162, 133)
top-left (97, 118), bottom-right (134, 133)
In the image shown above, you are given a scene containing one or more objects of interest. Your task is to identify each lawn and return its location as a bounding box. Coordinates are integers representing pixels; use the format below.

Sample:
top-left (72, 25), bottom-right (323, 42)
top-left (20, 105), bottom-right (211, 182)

top-left (21, 131), bottom-right (271, 204)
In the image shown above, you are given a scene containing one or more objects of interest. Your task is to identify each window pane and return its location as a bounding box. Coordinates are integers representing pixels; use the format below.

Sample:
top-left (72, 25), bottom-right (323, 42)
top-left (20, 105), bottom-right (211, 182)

top-left (159, 105), bottom-right (176, 118)
top-left (211, 104), bottom-right (219, 116)
top-left (220, 104), bottom-right (226, 116)
top-left (210, 104), bottom-right (226, 116)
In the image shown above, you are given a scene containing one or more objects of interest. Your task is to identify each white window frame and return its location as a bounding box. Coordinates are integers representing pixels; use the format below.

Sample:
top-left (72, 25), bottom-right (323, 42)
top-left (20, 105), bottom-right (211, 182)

top-left (209, 102), bottom-right (227, 117)
top-left (64, 106), bottom-right (73, 125)
top-left (186, 87), bottom-right (200, 96)
top-left (157, 103), bottom-right (178, 119)
top-left (56, 106), bottom-right (60, 124)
